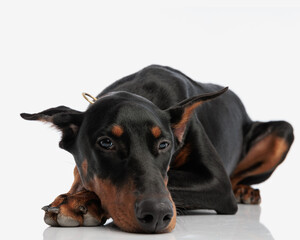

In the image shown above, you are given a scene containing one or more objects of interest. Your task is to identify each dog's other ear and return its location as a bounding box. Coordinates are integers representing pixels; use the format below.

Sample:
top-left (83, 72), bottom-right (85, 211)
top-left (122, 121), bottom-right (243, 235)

top-left (20, 106), bottom-right (84, 151)
top-left (166, 87), bottom-right (228, 143)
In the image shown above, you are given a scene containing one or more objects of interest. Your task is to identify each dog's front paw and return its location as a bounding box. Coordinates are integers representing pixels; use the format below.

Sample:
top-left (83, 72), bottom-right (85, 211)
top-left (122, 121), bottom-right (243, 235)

top-left (42, 190), bottom-right (108, 227)
top-left (233, 185), bottom-right (261, 204)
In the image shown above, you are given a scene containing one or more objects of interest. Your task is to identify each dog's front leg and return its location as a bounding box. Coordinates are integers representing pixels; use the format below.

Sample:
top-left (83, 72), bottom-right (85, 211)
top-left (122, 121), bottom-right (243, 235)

top-left (167, 169), bottom-right (237, 214)
top-left (42, 167), bottom-right (109, 227)
top-left (168, 121), bottom-right (238, 214)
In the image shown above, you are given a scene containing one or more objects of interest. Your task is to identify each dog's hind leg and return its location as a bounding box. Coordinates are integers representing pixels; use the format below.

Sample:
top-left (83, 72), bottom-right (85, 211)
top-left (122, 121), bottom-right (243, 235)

top-left (230, 121), bottom-right (294, 204)
top-left (41, 167), bottom-right (108, 227)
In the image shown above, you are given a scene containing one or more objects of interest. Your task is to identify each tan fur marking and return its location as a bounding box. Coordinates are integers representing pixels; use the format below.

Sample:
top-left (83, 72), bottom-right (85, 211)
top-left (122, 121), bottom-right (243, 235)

top-left (172, 143), bottom-right (192, 168)
top-left (231, 135), bottom-right (289, 188)
top-left (45, 168), bottom-right (107, 227)
top-left (112, 125), bottom-right (124, 137)
top-left (88, 176), bottom-right (176, 233)
top-left (88, 177), bottom-right (139, 232)
top-left (172, 102), bottom-right (202, 142)
top-left (67, 191), bottom-right (105, 224)
top-left (68, 167), bottom-right (84, 194)
top-left (59, 198), bottom-right (84, 225)
top-left (151, 126), bottom-right (161, 138)
top-left (164, 198), bottom-right (176, 233)
top-left (49, 190), bottom-right (105, 226)
top-left (233, 184), bottom-right (261, 204)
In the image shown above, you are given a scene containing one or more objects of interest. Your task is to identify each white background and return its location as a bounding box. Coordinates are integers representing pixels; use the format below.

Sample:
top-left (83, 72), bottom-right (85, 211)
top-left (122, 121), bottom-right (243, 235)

top-left (1, 1), bottom-right (299, 239)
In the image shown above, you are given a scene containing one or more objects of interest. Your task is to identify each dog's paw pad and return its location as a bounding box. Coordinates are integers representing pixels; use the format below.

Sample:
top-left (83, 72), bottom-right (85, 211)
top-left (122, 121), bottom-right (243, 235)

top-left (42, 191), bottom-right (107, 227)
top-left (234, 185), bottom-right (261, 204)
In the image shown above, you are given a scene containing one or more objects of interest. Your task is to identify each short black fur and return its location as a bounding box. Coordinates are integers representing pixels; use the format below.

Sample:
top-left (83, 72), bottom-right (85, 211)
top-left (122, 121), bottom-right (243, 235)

top-left (21, 65), bottom-right (294, 222)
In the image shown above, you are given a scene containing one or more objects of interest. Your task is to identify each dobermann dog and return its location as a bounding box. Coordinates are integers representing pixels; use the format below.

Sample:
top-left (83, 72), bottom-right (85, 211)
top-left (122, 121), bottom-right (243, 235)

top-left (21, 65), bottom-right (294, 233)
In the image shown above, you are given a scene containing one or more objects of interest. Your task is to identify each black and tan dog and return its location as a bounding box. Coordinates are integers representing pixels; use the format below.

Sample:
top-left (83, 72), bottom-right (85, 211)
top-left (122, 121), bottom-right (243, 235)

top-left (21, 65), bottom-right (294, 233)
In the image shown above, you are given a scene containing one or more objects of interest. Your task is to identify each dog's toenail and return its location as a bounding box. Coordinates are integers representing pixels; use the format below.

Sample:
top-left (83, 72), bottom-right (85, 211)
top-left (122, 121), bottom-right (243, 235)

top-left (48, 207), bottom-right (60, 214)
top-left (79, 206), bottom-right (87, 214)
top-left (42, 205), bottom-right (50, 212)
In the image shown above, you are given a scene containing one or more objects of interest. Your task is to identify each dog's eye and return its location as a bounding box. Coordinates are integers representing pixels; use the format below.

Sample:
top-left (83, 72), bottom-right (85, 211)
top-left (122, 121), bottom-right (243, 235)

top-left (158, 141), bottom-right (170, 150)
top-left (97, 137), bottom-right (114, 150)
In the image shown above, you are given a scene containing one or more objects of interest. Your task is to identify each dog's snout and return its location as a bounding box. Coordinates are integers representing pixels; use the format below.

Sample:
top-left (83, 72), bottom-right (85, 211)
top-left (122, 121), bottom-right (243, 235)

top-left (135, 198), bottom-right (173, 233)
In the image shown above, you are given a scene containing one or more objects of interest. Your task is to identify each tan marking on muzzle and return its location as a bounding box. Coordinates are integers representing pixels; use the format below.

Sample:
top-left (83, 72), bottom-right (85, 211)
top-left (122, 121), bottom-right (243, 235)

top-left (88, 177), bottom-right (140, 232)
top-left (87, 176), bottom-right (177, 233)
top-left (163, 196), bottom-right (176, 233)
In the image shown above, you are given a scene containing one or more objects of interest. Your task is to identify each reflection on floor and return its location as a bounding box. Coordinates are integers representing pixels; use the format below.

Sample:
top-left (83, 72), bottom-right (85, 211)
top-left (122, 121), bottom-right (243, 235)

top-left (43, 205), bottom-right (273, 240)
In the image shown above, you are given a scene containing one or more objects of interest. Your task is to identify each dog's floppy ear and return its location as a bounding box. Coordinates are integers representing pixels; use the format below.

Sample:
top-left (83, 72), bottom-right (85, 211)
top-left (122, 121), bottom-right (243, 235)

top-left (166, 87), bottom-right (228, 143)
top-left (20, 106), bottom-right (84, 151)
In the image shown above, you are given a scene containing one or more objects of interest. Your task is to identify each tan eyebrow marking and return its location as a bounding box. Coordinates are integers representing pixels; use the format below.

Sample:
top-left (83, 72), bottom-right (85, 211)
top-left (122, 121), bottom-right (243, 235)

top-left (112, 125), bottom-right (124, 137)
top-left (151, 126), bottom-right (161, 138)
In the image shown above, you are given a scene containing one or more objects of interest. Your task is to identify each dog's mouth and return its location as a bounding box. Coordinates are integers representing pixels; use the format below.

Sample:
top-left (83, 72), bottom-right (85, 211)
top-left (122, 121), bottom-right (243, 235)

top-left (87, 176), bottom-right (176, 233)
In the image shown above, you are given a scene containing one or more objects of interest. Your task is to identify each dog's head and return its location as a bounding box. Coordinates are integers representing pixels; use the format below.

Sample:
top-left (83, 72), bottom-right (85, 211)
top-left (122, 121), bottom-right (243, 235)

top-left (21, 88), bottom-right (227, 233)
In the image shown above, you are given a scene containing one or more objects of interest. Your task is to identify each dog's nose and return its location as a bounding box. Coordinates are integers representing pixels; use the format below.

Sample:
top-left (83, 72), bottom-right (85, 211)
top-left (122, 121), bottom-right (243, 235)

top-left (135, 198), bottom-right (173, 233)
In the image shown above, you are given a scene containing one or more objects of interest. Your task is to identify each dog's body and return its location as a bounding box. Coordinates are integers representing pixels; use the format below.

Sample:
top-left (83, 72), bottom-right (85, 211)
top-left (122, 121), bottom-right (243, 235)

top-left (100, 65), bottom-right (249, 175)
top-left (21, 65), bottom-right (294, 233)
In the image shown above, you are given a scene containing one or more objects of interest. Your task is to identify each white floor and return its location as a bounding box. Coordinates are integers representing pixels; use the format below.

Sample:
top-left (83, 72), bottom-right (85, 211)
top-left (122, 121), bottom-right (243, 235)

top-left (3, 196), bottom-right (299, 240)
top-left (41, 205), bottom-right (272, 240)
